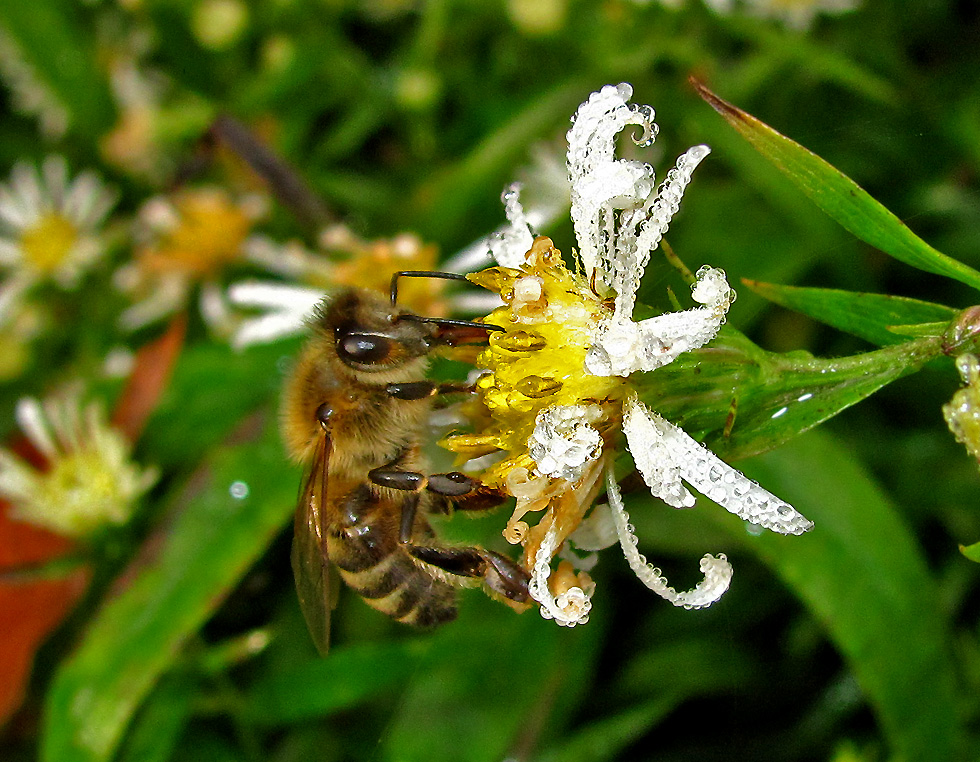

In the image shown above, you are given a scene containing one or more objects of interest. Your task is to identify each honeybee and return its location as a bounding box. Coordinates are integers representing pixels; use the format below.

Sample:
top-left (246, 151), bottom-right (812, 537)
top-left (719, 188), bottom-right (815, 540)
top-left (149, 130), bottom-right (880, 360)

top-left (283, 273), bottom-right (530, 654)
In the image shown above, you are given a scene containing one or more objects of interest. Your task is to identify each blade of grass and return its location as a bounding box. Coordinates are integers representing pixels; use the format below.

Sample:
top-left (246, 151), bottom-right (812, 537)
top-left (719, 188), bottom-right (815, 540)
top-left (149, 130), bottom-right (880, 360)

top-left (733, 430), bottom-right (961, 761)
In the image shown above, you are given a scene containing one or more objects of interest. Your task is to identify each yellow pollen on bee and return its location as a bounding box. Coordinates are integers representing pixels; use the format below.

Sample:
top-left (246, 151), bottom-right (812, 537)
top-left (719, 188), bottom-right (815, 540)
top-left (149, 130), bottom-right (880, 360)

top-left (19, 213), bottom-right (79, 274)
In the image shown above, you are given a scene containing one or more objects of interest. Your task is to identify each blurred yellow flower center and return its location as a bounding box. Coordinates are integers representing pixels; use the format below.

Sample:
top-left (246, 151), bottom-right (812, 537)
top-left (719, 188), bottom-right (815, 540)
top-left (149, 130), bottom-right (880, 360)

top-left (20, 213), bottom-right (79, 274)
top-left (35, 450), bottom-right (130, 536)
top-left (148, 191), bottom-right (253, 276)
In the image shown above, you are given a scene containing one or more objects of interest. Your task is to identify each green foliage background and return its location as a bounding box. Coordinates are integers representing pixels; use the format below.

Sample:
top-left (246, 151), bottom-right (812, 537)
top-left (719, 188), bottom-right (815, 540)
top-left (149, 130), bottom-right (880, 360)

top-left (2, 1), bottom-right (979, 761)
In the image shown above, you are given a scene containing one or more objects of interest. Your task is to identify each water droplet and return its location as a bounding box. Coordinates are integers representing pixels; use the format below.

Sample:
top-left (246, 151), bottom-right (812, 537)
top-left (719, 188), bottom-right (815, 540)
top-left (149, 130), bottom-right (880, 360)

top-left (516, 374), bottom-right (563, 398)
top-left (230, 481), bottom-right (249, 500)
top-left (493, 330), bottom-right (547, 352)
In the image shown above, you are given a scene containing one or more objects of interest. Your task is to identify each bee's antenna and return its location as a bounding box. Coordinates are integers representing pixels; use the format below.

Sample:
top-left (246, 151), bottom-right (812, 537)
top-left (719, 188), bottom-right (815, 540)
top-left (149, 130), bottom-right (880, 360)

top-left (389, 271), bottom-right (471, 307)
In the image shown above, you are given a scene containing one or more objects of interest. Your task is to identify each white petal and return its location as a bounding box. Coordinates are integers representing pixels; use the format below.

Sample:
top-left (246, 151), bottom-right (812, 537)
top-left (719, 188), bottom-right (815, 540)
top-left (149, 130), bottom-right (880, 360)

top-left (569, 502), bottom-right (619, 551)
top-left (228, 280), bottom-right (325, 312)
top-left (15, 396), bottom-right (57, 458)
top-left (567, 83), bottom-right (657, 287)
top-left (528, 527), bottom-right (592, 627)
top-left (605, 462), bottom-right (732, 608)
top-left (626, 398), bottom-right (813, 535)
top-left (232, 312), bottom-right (308, 349)
top-left (622, 396), bottom-right (695, 508)
top-left (527, 404), bottom-right (603, 481)
top-left (487, 184), bottom-right (535, 269)
top-left (585, 266), bottom-right (733, 376)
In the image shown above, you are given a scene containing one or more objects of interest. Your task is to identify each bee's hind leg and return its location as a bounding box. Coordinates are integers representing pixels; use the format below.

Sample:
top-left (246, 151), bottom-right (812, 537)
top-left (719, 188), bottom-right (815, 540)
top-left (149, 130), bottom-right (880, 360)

top-left (367, 465), bottom-right (527, 602)
top-left (408, 544), bottom-right (530, 603)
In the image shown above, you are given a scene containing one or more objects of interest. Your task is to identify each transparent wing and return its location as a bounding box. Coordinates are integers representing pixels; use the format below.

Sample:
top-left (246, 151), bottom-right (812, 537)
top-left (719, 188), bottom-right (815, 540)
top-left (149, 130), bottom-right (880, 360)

top-left (291, 433), bottom-right (337, 655)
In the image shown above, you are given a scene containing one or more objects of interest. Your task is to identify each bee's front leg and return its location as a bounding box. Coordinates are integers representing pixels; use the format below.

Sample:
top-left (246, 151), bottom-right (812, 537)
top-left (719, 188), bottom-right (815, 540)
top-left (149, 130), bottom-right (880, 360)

top-left (384, 381), bottom-right (472, 400)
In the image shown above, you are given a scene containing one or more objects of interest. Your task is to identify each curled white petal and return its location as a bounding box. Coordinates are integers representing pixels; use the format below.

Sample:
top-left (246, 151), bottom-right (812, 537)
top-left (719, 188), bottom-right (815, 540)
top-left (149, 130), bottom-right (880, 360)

top-left (528, 528), bottom-right (592, 627)
top-left (605, 462), bottom-right (732, 608)
top-left (487, 184), bottom-right (535, 269)
top-left (567, 83), bottom-right (657, 291)
top-left (527, 404), bottom-right (603, 481)
top-left (624, 397), bottom-right (814, 535)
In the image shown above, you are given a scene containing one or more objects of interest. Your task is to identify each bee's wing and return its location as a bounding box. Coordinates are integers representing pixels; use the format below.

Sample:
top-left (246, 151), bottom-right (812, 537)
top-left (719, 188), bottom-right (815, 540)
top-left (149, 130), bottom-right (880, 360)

top-left (291, 434), bottom-right (337, 656)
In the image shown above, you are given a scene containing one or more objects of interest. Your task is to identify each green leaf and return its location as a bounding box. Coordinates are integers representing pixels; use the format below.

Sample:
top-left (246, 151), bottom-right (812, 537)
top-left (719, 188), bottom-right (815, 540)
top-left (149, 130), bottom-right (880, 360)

top-left (638, 327), bottom-right (944, 459)
top-left (960, 541), bottom-right (980, 563)
top-left (0, 0), bottom-right (114, 139)
top-left (117, 673), bottom-right (197, 762)
top-left (379, 597), bottom-right (603, 762)
top-left (41, 415), bottom-right (296, 762)
top-left (245, 641), bottom-right (431, 725)
top-left (733, 431), bottom-right (961, 761)
top-left (742, 279), bottom-right (958, 346)
top-left (693, 80), bottom-right (980, 293)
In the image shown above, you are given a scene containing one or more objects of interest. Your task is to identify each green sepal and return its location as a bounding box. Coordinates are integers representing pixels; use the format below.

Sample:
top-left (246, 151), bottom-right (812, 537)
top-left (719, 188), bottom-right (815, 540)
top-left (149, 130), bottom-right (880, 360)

top-left (637, 326), bottom-right (944, 460)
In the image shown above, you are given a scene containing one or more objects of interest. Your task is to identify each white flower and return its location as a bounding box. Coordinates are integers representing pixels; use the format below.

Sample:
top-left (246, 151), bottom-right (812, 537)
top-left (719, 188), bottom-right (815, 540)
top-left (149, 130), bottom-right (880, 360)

top-left (115, 187), bottom-right (266, 332)
top-left (457, 83), bottom-right (812, 624)
top-left (0, 393), bottom-right (158, 537)
top-left (0, 156), bottom-right (117, 299)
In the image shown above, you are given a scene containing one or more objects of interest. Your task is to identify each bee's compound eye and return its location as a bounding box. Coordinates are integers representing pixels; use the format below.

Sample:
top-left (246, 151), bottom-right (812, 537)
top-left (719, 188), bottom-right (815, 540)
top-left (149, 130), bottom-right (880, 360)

top-left (338, 332), bottom-right (392, 364)
top-left (315, 403), bottom-right (333, 427)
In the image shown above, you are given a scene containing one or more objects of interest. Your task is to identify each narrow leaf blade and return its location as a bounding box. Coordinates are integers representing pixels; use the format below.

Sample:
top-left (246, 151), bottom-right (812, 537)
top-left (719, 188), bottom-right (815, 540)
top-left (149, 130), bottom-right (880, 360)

top-left (693, 79), bottom-right (980, 292)
top-left (734, 431), bottom-right (960, 761)
top-left (41, 416), bottom-right (295, 762)
top-left (743, 279), bottom-right (957, 346)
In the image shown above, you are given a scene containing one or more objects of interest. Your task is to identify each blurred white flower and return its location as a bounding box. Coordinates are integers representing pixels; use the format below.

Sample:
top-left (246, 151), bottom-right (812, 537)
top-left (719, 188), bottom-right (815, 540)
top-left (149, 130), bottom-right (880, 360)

top-left (0, 156), bottom-right (117, 299)
top-left (115, 186), bottom-right (266, 332)
top-left (0, 392), bottom-right (157, 538)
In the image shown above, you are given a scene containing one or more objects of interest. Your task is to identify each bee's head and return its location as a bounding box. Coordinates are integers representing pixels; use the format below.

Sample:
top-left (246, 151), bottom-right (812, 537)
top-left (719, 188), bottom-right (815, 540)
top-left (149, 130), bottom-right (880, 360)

top-left (320, 289), bottom-right (435, 373)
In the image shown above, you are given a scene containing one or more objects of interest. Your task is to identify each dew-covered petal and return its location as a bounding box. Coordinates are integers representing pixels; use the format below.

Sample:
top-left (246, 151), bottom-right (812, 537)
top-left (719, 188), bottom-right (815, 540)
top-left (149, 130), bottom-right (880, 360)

top-left (605, 462), bottom-right (732, 608)
top-left (527, 404), bottom-right (603, 481)
top-left (585, 266), bottom-right (733, 376)
top-left (528, 527), bottom-right (593, 627)
top-left (487, 183), bottom-right (535, 269)
top-left (622, 396), bottom-right (695, 508)
top-left (567, 83), bottom-right (658, 291)
top-left (625, 397), bottom-right (813, 535)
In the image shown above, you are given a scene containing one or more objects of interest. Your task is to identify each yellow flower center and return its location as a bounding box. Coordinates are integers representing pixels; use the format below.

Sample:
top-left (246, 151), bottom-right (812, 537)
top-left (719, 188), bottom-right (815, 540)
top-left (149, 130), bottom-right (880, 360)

top-left (144, 191), bottom-right (253, 276)
top-left (19, 213), bottom-right (79, 274)
top-left (35, 449), bottom-right (131, 536)
top-left (442, 237), bottom-right (626, 488)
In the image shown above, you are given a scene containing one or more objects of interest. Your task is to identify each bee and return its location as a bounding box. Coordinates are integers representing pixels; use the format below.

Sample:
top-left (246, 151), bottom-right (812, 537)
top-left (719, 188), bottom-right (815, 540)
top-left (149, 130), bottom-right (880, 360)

top-left (283, 272), bottom-right (530, 654)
